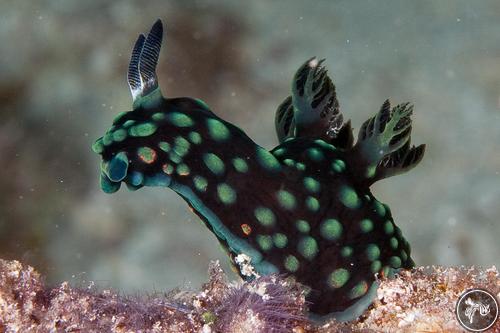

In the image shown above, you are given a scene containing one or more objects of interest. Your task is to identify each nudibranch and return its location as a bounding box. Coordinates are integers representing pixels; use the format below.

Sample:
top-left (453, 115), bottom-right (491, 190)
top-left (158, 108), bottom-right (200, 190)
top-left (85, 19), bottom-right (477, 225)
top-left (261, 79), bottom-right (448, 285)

top-left (92, 20), bottom-right (425, 322)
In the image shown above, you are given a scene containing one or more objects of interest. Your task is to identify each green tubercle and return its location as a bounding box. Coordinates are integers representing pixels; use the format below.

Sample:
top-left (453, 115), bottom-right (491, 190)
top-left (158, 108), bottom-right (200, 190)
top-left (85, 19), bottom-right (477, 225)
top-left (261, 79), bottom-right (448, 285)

top-left (389, 256), bottom-right (402, 268)
top-left (296, 162), bottom-right (306, 171)
top-left (188, 131), bottom-right (202, 144)
top-left (152, 112), bottom-right (165, 121)
top-left (137, 147), bottom-right (156, 164)
top-left (341, 246), bottom-right (353, 257)
top-left (256, 147), bottom-right (281, 172)
top-left (303, 177), bottom-right (320, 193)
top-left (256, 235), bottom-right (273, 251)
top-left (371, 260), bottom-right (382, 273)
top-left (296, 220), bottom-right (310, 233)
top-left (360, 219), bottom-right (374, 233)
top-left (298, 236), bottom-right (318, 259)
top-left (349, 281), bottom-right (369, 299)
top-left (112, 129), bottom-right (127, 142)
top-left (384, 220), bottom-right (394, 234)
top-left (305, 196), bottom-right (320, 212)
top-left (284, 255), bottom-right (299, 272)
top-left (217, 183), bottom-right (236, 205)
top-left (273, 233), bottom-right (288, 248)
top-left (329, 268), bottom-right (350, 288)
top-left (206, 118), bottom-right (230, 141)
top-left (176, 163), bottom-right (190, 176)
top-left (254, 207), bottom-right (276, 227)
top-left (307, 147), bottom-right (324, 161)
top-left (129, 122), bottom-right (157, 137)
top-left (232, 157), bottom-right (248, 173)
top-left (193, 176), bottom-right (208, 192)
top-left (276, 190), bottom-right (296, 210)
top-left (365, 244), bottom-right (381, 261)
top-left (166, 112), bottom-right (194, 127)
top-left (203, 153), bottom-right (225, 175)
top-left (320, 219), bottom-right (342, 240)
top-left (158, 142), bottom-right (171, 152)
top-left (332, 159), bottom-right (346, 173)
top-left (173, 136), bottom-right (190, 157)
top-left (92, 139), bottom-right (104, 154)
top-left (339, 185), bottom-right (361, 209)
top-left (373, 200), bottom-right (386, 217)
top-left (123, 119), bottom-right (135, 127)
top-left (389, 237), bottom-right (399, 249)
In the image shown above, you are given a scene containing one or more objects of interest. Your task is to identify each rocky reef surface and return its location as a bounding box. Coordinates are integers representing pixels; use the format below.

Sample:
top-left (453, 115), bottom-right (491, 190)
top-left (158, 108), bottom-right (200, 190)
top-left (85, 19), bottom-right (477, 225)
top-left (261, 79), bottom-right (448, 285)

top-left (0, 259), bottom-right (498, 332)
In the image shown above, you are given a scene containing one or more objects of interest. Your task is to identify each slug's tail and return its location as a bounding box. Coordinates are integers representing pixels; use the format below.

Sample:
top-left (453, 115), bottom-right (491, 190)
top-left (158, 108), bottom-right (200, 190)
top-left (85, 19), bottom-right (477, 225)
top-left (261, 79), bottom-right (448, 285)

top-left (127, 19), bottom-right (164, 109)
top-left (349, 100), bottom-right (425, 186)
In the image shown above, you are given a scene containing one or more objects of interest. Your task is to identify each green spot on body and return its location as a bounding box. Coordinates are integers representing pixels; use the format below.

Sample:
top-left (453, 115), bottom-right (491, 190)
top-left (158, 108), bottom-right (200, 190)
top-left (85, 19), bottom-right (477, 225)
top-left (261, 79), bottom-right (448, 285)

top-left (296, 162), bottom-right (306, 171)
top-left (303, 177), bottom-right (320, 193)
top-left (332, 159), bottom-right (346, 173)
top-left (162, 163), bottom-right (174, 175)
top-left (284, 255), bottom-right (299, 272)
top-left (206, 118), bottom-right (230, 141)
top-left (298, 236), bottom-right (318, 259)
top-left (112, 111), bottom-right (127, 124)
top-left (307, 147), bottom-right (324, 162)
top-left (371, 260), bottom-right (382, 274)
top-left (137, 147), bottom-right (156, 163)
top-left (306, 196), bottom-right (320, 212)
top-left (276, 190), bottom-right (296, 210)
top-left (366, 165), bottom-right (377, 178)
top-left (123, 120), bottom-right (135, 127)
top-left (366, 244), bottom-right (381, 261)
top-left (341, 246), bottom-right (353, 257)
top-left (129, 122), bottom-right (157, 137)
top-left (384, 221), bottom-right (394, 234)
top-left (103, 133), bottom-right (113, 146)
top-left (283, 159), bottom-right (295, 167)
top-left (400, 250), bottom-right (408, 262)
top-left (176, 163), bottom-right (190, 176)
top-left (152, 112), bottom-right (165, 121)
top-left (256, 235), bottom-right (273, 251)
top-left (256, 148), bottom-right (281, 172)
top-left (203, 153), bottom-right (225, 175)
top-left (339, 185), bottom-right (361, 209)
top-left (193, 176), bottom-right (208, 192)
top-left (112, 129), bottom-right (127, 142)
top-left (389, 237), bottom-right (399, 250)
top-left (296, 220), bottom-right (310, 233)
top-left (173, 136), bottom-right (190, 157)
top-left (273, 233), bottom-right (288, 248)
top-left (217, 183), bottom-right (236, 205)
top-left (329, 268), bottom-right (350, 288)
top-left (320, 219), bottom-right (342, 240)
top-left (92, 139), bottom-right (104, 153)
top-left (254, 207), bottom-right (275, 227)
top-left (360, 219), bottom-right (374, 233)
top-left (232, 158), bottom-right (248, 173)
top-left (169, 151), bottom-right (182, 163)
top-left (315, 139), bottom-right (335, 150)
top-left (389, 256), bottom-right (402, 268)
top-left (188, 131), bottom-right (202, 144)
top-left (373, 200), bottom-right (386, 216)
top-left (158, 142), bottom-right (171, 152)
top-left (167, 112), bottom-right (194, 127)
top-left (349, 281), bottom-right (369, 299)
top-left (273, 148), bottom-right (286, 157)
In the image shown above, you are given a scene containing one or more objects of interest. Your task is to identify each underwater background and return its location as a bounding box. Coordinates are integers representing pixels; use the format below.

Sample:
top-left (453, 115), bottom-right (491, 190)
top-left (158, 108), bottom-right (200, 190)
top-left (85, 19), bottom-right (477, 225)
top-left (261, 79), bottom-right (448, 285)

top-left (1, 0), bottom-right (499, 293)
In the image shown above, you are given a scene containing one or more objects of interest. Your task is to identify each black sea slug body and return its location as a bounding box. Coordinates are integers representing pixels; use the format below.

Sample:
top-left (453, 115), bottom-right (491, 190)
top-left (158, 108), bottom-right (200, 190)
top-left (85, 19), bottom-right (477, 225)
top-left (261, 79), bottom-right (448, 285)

top-left (92, 20), bottom-right (425, 322)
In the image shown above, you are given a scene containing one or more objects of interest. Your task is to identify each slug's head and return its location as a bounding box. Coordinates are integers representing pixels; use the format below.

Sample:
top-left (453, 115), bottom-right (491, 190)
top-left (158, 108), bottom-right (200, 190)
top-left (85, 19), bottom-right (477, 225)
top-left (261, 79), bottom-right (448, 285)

top-left (92, 19), bottom-right (171, 193)
top-left (92, 102), bottom-right (173, 193)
